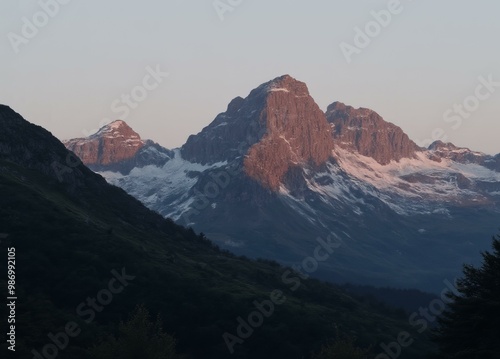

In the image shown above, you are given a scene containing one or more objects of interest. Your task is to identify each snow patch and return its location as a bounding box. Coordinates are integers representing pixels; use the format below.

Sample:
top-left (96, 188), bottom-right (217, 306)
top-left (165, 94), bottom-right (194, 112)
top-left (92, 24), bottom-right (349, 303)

top-left (98, 149), bottom-right (227, 220)
top-left (269, 88), bottom-right (290, 93)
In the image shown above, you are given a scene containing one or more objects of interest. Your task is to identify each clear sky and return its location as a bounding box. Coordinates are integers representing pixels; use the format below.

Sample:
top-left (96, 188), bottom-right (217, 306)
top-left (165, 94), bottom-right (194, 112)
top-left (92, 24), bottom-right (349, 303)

top-left (1, 0), bottom-right (499, 153)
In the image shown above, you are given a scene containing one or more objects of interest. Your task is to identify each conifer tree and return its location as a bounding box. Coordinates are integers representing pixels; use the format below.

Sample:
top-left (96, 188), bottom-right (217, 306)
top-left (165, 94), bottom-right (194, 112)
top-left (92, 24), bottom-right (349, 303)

top-left (434, 235), bottom-right (500, 358)
top-left (90, 305), bottom-right (177, 359)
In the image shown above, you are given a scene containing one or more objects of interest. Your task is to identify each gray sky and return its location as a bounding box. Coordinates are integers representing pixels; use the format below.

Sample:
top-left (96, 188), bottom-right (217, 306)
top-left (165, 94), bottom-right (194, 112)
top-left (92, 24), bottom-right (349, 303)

top-left (1, 0), bottom-right (499, 153)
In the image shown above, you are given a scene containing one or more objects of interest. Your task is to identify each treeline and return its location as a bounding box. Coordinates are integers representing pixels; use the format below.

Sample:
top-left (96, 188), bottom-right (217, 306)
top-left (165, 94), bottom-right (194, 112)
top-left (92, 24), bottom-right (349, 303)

top-left (340, 284), bottom-right (438, 314)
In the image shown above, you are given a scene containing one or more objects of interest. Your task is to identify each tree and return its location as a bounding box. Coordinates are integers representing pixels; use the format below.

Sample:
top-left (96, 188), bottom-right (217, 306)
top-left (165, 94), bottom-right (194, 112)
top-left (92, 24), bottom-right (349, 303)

top-left (311, 335), bottom-right (370, 359)
top-left (434, 235), bottom-right (500, 358)
top-left (90, 305), bottom-right (178, 359)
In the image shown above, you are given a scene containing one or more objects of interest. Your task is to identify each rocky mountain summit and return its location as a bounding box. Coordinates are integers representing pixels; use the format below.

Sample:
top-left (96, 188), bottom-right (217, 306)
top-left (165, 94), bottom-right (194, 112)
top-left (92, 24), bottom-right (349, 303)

top-left (326, 101), bottom-right (421, 165)
top-left (64, 120), bottom-right (144, 165)
top-left (64, 120), bottom-right (173, 174)
top-left (428, 140), bottom-right (500, 171)
top-left (243, 76), bottom-right (335, 190)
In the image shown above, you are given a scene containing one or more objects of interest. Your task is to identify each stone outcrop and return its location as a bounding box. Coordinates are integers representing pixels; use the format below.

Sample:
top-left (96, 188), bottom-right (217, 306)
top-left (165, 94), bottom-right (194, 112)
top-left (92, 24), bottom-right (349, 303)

top-left (63, 120), bottom-right (174, 174)
top-left (243, 76), bottom-right (335, 190)
top-left (429, 140), bottom-right (500, 171)
top-left (181, 75), bottom-right (335, 190)
top-left (64, 120), bottom-right (144, 166)
top-left (326, 102), bottom-right (420, 165)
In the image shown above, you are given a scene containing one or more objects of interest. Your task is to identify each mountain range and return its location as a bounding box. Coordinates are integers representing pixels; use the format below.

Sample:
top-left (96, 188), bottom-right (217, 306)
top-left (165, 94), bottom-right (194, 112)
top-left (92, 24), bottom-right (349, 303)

top-left (63, 75), bottom-right (500, 292)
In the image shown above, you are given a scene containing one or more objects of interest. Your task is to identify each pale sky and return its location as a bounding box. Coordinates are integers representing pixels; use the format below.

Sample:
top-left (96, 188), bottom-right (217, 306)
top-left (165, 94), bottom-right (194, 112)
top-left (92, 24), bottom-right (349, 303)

top-left (1, 0), bottom-right (499, 153)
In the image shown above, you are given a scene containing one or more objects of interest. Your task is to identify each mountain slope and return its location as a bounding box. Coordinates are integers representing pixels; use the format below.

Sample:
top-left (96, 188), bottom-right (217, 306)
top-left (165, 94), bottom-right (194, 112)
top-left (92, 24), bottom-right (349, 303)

top-left (0, 105), bottom-right (433, 358)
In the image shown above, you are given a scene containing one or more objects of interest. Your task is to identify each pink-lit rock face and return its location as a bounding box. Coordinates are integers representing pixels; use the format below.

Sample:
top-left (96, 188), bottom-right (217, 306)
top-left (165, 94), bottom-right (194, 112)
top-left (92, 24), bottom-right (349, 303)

top-left (326, 101), bottom-right (420, 165)
top-left (243, 75), bottom-right (335, 190)
top-left (64, 120), bottom-right (144, 166)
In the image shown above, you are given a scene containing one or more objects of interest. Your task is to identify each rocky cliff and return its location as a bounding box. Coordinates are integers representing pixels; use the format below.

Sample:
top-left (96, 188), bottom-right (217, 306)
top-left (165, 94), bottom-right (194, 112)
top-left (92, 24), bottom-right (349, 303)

top-left (182, 75), bottom-right (335, 190)
top-left (64, 120), bottom-right (172, 174)
top-left (326, 102), bottom-right (420, 164)
top-left (243, 75), bottom-right (335, 190)
top-left (64, 120), bottom-right (144, 166)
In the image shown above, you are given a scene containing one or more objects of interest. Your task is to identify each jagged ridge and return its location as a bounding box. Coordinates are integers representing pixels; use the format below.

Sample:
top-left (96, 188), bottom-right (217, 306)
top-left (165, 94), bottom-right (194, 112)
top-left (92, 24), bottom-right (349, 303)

top-left (326, 102), bottom-right (421, 165)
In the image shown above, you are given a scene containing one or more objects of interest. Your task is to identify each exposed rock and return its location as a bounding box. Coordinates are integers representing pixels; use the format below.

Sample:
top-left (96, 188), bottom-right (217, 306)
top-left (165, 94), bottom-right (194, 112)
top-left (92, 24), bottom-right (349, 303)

top-left (243, 75), bottom-right (335, 190)
top-left (182, 75), bottom-right (335, 190)
top-left (63, 121), bottom-right (173, 174)
top-left (428, 140), bottom-right (494, 168)
top-left (64, 120), bottom-right (144, 166)
top-left (326, 102), bottom-right (420, 165)
top-left (180, 92), bottom-right (268, 165)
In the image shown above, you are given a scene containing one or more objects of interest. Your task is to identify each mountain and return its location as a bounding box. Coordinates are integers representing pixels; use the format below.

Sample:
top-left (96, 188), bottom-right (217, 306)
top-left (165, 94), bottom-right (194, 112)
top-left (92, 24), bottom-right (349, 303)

top-left (63, 120), bottom-right (173, 174)
top-left (326, 101), bottom-right (421, 164)
top-left (0, 104), bottom-right (436, 358)
top-left (182, 75), bottom-right (335, 190)
top-left (429, 140), bottom-right (500, 171)
top-left (63, 75), bottom-right (500, 293)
